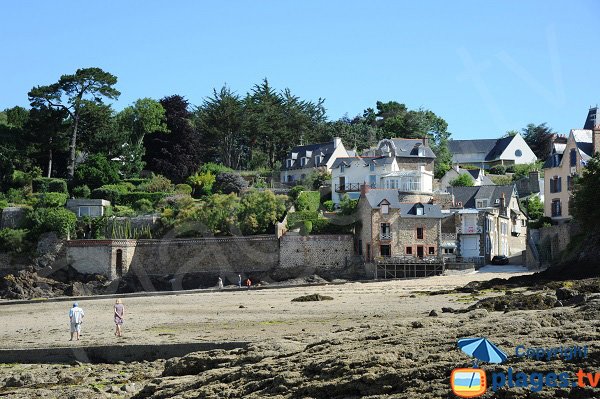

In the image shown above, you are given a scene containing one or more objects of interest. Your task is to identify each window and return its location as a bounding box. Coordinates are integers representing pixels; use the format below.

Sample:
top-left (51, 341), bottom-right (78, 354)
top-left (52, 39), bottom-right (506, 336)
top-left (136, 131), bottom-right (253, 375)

top-left (78, 206), bottom-right (102, 217)
top-left (515, 149), bottom-right (522, 157)
top-left (301, 174), bottom-right (306, 180)
top-left (380, 244), bottom-right (391, 257)
top-left (315, 155), bottom-right (322, 165)
top-left (476, 199), bottom-right (489, 209)
top-left (550, 176), bottom-right (562, 193)
top-left (551, 199), bottom-right (562, 217)
top-left (428, 246), bottom-right (435, 255)
top-left (570, 149), bottom-right (577, 167)
top-left (370, 163), bottom-right (375, 172)
top-left (416, 246), bottom-right (424, 258)
top-left (406, 246), bottom-right (413, 255)
top-left (300, 157), bottom-right (307, 167)
top-left (444, 248), bottom-right (455, 254)
top-left (416, 227), bottom-right (424, 239)
top-left (286, 159), bottom-right (293, 168)
top-left (369, 174), bottom-right (377, 188)
top-left (287, 175), bottom-right (294, 182)
top-left (380, 223), bottom-right (391, 239)
top-left (567, 176), bottom-right (574, 191)
top-left (416, 205), bottom-right (424, 215)
top-left (381, 204), bottom-right (389, 214)
top-left (340, 164), bottom-right (345, 173)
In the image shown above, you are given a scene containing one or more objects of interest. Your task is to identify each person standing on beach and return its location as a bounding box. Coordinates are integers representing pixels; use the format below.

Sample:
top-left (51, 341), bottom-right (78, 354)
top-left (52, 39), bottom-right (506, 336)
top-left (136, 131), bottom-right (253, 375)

top-left (69, 302), bottom-right (84, 341)
top-left (114, 299), bottom-right (125, 337)
top-left (246, 278), bottom-right (252, 289)
top-left (238, 274), bottom-right (242, 288)
top-left (217, 277), bottom-right (224, 289)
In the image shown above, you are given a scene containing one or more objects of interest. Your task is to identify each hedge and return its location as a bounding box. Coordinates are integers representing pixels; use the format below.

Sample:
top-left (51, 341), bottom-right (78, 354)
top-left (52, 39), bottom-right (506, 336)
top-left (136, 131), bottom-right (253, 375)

top-left (27, 207), bottom-right (77, 238)
top-left (296, 191), bottom-right (320, 212)
top-left (32, 177), bottom-right (68, 194)
top-left (120, 192), bottom-right (168, 206)
top-left (32, 192), bottom-right (68, 208)
top-left (175, 184), bottom-right (193, 195)
top-left (91, 183), bottom-right (134, 204)
top-left (72, 185), bottom-right (91, 199)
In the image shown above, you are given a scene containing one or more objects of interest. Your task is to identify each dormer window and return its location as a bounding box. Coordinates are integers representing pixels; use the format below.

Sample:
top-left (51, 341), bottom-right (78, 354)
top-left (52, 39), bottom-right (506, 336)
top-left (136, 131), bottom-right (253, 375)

top-left (381, 204), bottom-right (389, 214)
top-left (340, 164), bottom-right (345, 173)
top-left (417, 146), bottom-right (424, 156)
top-left (286, 159), bottom-right (293, 168)
top-left (416, 204), bottom-right (424, 215)
top-left (300, 157), bottom-right (307, 167)
top-left (315, 155), bottom-right (322, 166)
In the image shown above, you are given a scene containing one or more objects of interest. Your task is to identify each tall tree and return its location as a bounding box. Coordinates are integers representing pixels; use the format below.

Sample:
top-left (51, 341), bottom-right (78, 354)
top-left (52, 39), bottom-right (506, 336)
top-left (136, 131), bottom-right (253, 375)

top-left (143, 95), bottom-right (202, 183)
top-left (26, 106), bottom-right (70, 177)
top-left (522, 123), bottom-right (554, 160)
top-left (28, 67), bottom-right (120, 180)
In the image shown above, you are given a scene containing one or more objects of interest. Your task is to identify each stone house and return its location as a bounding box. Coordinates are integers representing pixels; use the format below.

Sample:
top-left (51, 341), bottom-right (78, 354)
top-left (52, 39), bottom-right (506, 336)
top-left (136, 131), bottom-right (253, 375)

top-left (280, 137), bottom-right (349, 184)
top-left (542, 119), bottom-right (599, 222)
top-left (332, 138), bottom-right (435, 206)
top-left (445, 185), bottom-right (526, 262)
top-left (448, 133), bottom-right (537, 169)
top-left (356, 186), bottom-right (444, 261)
top-left (66, 199), bottom-right (111, 218)
top-left (439, 166), bottom-right (495, 191)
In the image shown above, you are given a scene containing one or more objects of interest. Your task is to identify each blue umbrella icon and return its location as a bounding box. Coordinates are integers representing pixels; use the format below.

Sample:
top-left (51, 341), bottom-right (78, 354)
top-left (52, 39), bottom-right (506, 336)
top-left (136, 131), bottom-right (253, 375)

top-left (458, 337), bottom-right (508, 367)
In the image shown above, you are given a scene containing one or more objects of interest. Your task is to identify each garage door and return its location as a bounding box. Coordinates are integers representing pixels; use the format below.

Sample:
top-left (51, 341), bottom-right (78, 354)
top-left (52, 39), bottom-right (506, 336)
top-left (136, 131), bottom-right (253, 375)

top-left (461, 236), bottom-right (480, 257)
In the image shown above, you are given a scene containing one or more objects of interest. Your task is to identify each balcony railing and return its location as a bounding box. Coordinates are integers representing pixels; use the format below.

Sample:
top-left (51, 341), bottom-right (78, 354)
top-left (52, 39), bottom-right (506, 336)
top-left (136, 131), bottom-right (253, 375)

top-left (380, 233), bottom-right (392, 240)
top-left (335, 183), bottom-right (361, 192)
top-left (457, 225), bottom-right (482, 234)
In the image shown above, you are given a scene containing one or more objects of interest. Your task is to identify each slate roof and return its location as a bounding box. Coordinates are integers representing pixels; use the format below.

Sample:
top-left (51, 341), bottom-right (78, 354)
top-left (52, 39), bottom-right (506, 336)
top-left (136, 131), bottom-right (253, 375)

top-left (363, 189), bottom-right (444, 218)
top-left (331, 156), bottom-right (394, 170)
top-left (464, 169), bottom-right (495, 185)
top-left (583, 107), bottom-right (599, 130)
top-left (543, 130), bottom-right (593, 169)
top-left (448, 136), bottom-right (517, 162)
top-left (388, 138), bottom-right (436, 159)
top-left (448, 185), bottom-right (516, 209)
top-left (282, 141), bottom-right (335, 171)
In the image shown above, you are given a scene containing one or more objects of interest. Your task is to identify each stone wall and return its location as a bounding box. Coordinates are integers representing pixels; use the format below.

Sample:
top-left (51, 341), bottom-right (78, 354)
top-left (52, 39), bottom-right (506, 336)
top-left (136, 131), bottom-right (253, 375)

top-left (277, 234), bottom-right (355, 279)
top-left (0, 207), bottom-right (27, 229)
top-left (539, 223), bottom-right (581, 259)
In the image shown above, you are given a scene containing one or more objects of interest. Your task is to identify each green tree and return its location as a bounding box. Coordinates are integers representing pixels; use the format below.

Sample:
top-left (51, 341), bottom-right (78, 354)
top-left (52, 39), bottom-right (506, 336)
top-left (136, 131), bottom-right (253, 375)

top-left (177, 194), bottom-right (241, 235)
top-left (74, 154), bottom-right (121, 189)
top-left (28, 67), bottom-right (120, 180)
top-left (522, 123), bottom-right (554, 160)
top-left (26, 106), bottom-right (70, 178)
top-left (525, 196), bottom-right (543, 221)
top-left (238, 190), bottom-right (286, 234)
top-left (449, 173), bottom-right (474, 187)
top-left (117, 98), bottom-right (168, 177)
top-left (571, 153), bottom-right (600, 230)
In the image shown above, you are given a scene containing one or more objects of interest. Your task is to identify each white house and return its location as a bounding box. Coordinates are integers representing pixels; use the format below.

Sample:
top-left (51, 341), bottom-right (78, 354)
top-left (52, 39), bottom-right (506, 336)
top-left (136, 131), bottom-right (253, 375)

top-left (330, 138), bottom-right (435, 206)
top-left (439, 166), bottom-right (495, 191)
top-left (280, 137), bottom-right (349, 184)
top-left (448, 133), bottom-right (537, 169)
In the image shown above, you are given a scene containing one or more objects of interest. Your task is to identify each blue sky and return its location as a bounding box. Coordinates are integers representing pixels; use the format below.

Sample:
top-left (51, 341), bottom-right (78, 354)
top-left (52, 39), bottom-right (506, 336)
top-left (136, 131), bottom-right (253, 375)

top-left (1, 1), bottom-right (598, 140)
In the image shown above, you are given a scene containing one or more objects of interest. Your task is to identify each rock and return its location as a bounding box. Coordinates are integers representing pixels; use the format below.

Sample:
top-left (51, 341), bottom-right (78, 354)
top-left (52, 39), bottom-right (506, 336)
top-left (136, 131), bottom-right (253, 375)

top-left (428, 310), bottom-right (438, 317)
top-left (291, 294), bottom-right (333, 302)
top-left (563, 294), bottom-right (587, 306)
top-left (556, 287), bottom-right (579, 301)
top-left (110, 385), bottom-right (122, 393)
top-left (441, 307), bottom-right (455, 313)
top-left (468, 309), bottom-right (489, 319)
top-left (4, 375), bottom-right (25, 387)
top-left (411, 321), bottom-right (424, 328)
top-left (239, 305), bottom-right (246, 308)
top-left (554, 300), bottom-right (564, 307)
top-left (124, 383), bottom-right (137, 392)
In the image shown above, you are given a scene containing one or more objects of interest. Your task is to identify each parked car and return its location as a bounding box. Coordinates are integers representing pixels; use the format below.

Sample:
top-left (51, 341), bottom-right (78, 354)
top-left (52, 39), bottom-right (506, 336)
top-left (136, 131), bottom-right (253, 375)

top-left (491, 255), bottom-right (509, 265)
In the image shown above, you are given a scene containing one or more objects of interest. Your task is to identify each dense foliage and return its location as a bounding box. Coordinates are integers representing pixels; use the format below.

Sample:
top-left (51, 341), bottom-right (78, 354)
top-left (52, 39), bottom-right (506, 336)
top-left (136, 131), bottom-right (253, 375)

top-left (571, 153), bottom-right (600, 230)
top-left (449, 173), bottom-right (474, 187)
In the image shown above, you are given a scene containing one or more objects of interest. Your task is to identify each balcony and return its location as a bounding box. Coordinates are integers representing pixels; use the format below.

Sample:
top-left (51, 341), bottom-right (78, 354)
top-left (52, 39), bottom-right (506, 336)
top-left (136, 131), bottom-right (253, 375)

top-left (335, 183), bottom-right (361, 192)
top-left (457, 225), bottom-right (482, 234)
top-left (380, 233), bottom-right (392, 241)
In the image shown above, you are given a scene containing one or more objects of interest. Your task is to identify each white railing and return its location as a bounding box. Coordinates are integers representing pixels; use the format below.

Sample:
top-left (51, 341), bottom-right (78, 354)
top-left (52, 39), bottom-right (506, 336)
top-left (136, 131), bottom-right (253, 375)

top-left (457, 225), bottom-right (482, 234)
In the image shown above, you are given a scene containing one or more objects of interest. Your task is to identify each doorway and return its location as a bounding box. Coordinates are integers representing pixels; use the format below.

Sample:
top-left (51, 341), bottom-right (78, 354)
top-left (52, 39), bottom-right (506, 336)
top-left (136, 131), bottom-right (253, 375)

top-left (116, 249), bottom-right (124, 277)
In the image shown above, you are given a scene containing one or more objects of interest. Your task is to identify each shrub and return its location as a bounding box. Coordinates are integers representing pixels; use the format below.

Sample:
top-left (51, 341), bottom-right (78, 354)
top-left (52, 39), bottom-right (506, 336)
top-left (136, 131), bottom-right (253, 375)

top-left (489, 165), bottom-right (506, 175)
top-left (489, 175), bottom-right (512, 185)
top-left (238, 190), bottom-right (287, 235)
top-left (302, 170), bottom-right (331, 190)
top-left (449, 174), bottom-right (474, 187)
top-left (139, 174), bottom-right (173, 193)
top-left (505, 165), bottom-right (515, 173)
top-left (27, 207), bottom-right (77, 238)
top-left (92, 184), bottom-right (131, 204)
top-left (289, 185), bottom-right (305, 202)
top-left (113, 205), bottom-right (136, 217)
top-left (0, 228), bottom-right (29, 253)
top-left (158, 194), bottom-right (195, 212)
top-left (174, 183), bottom-right (193, 195)
top-left (214, 172), bottom-right (248, 194)
top-left (187, 171), bottom-right (216, 197)
top-left (120, 192), bottom-right (169, 206)
top-left (72, 185), bottom-right (91, 199)
top-left (32, 178), bottom-right (68, 194)
top-left (11, 170), bottom-right (31, 188)
top-left (323, 200), bottom-right (335, 212)
top-left (339, 194), bottom-right (359, 215)
top-left (300, 220), bottom-right (312, 236)
top-left (133, 198), bottom-right (154, 213)
top-left (296, 191), bottom-right (320, 212)
top-left (6, 188), bottom-right (26, 204)
top-left (32, 192), bottom-right (68, 208)
top-left (199, 162), bottom-right (234, 175)
top-left (74, 154), bottom-right (121, 189)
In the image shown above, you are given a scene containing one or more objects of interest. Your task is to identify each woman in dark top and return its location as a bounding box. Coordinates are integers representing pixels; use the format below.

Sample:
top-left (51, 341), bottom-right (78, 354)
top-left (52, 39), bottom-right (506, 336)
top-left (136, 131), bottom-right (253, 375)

top-left (114, 298), bottom-right (125, 337)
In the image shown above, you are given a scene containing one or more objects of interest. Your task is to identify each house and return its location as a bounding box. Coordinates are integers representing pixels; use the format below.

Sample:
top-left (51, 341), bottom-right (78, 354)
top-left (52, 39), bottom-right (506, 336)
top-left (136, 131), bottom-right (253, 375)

top-left (446, 185), bottom-right (527, 262)
top-left (331, 137), bottom-right (435, 205)
top-left (66, 199), bottom-right (111, 218)
top-left (542, 125), bottom-right (600, 222)
top-left (448, 133), bottom-right (537, 169)
top-left (280, 137), bottom-right (349, 184)
top-left (356, 186), bottom-right (444, 261)
top-left (439, 166), bottom-right (495, 191)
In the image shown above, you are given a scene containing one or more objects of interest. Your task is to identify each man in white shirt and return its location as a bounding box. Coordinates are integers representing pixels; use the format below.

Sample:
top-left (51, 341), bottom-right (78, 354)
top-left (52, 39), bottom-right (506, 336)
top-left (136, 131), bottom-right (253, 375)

top-left (69, 302), bottom-right (85, 341)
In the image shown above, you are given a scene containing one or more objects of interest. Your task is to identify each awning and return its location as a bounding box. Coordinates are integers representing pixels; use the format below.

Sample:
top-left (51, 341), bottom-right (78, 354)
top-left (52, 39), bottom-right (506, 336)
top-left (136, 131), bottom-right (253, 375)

top-left (441, 242), bottom-right (457, 249)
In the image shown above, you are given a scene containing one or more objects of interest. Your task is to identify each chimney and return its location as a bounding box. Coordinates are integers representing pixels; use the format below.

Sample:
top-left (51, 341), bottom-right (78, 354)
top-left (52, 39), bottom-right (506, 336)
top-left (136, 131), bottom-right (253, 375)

top-left (422, 137), bottom-right (429, 147)
top-left (333, 137), bottom-right (342, 149)
top-left (593, 125), bottom-right (600, 156)
top-left (360, 182), bottom-right (370, 197)
top-left (499, 193), bottom-right (506, 212)
top-left (529, 170), bottom-right (539, 182)
top-left (454, 164), bottom-right (460, 172)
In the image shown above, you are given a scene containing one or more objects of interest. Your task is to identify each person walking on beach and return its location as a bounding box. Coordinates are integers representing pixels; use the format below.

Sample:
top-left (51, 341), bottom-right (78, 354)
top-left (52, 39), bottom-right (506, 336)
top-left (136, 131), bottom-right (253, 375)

top-left (217, 277), bottom-right (224, 289)
top-left (114, 298), bottom-right (125, 337)
top-left (69, 302), bottom-right (84, 341)
top-left (238, 274), bottom-right (242, 288)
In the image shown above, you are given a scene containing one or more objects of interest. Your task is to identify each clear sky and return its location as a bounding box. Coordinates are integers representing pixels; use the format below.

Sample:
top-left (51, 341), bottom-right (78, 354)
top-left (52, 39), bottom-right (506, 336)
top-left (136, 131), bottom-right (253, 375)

top-left (1, 1), bottom-right (598, 140)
